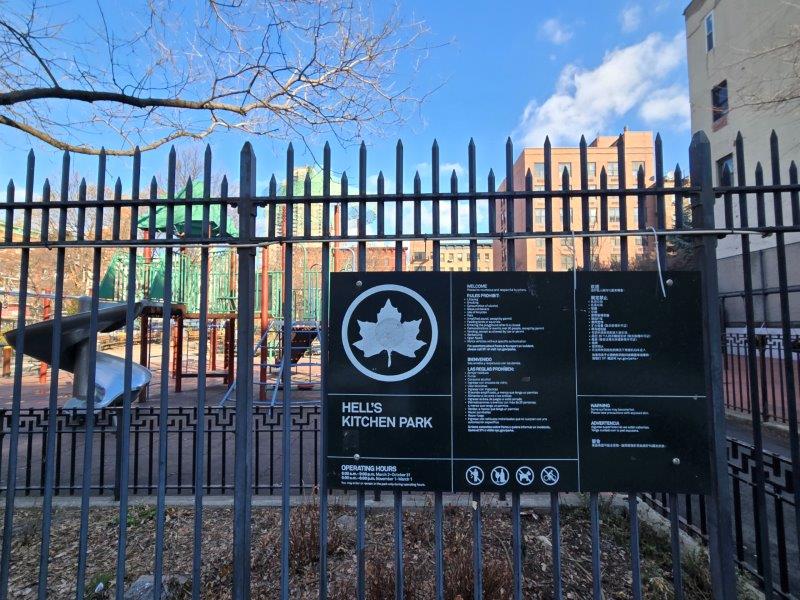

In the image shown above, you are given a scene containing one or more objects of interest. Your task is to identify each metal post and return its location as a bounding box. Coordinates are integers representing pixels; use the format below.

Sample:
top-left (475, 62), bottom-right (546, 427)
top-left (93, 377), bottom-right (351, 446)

top-left (688, 130), bottom-right (737, 599)
top-left (260, 246), bottom-right (269, 402)
top-left (318, 142), bottom-right (331, 600)
top-left (175, 315), bottom-right (184, 392)
top-left (281, 144), bottom-right (295, 600)
top-left (72, 296), bottom-right (91, 401)
top-left (233, 142), bottom-right (257, 600)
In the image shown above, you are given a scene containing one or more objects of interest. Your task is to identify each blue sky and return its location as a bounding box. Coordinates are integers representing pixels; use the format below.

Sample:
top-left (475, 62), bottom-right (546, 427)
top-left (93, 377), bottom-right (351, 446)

top-left (0, 0), bottom-right (692, 199)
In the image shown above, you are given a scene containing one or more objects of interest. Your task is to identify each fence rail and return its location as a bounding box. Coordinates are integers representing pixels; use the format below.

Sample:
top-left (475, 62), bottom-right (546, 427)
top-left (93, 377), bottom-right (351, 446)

top-left (2, 405), bottom-right (797, 598)
top-left (724, 331), bottom-right (800, 423)
top-left (646, 437), bottom-right (799, 599)
top-left (0, 128), bottom-right (798, 599)
top-left (0, 406), bottom-right (320, 497)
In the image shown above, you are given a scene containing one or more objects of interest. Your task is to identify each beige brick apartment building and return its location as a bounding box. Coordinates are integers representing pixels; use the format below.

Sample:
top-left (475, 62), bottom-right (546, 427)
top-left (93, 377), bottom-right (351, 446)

top-left (409, 240), bottom-right (493, 272)
top-left (494, 129), bottom-right (656, 271)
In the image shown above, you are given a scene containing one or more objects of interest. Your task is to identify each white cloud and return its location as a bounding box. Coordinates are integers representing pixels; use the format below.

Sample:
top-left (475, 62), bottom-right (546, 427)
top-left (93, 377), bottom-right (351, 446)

top-left (655, 0), bottom-right (673, 13)
top-left (441, 162), bottom-right (465, 177)
top-left (639, 86), bottom-right (691, 128)
top-left (367, 173), bottom-right (395, 193)
top-left (539, 18), bottom-right (573, 45)
top-left (415, 161), bottom-right (465, 178)
top-left (513, 33), bottom-right (686, 147)
top-left (620, 5), bottom-right (643, 33)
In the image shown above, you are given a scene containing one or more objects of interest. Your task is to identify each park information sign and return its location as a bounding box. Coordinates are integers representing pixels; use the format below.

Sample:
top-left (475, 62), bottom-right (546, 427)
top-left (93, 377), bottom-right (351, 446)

top-left (325, 272), bottom-right (711, 494)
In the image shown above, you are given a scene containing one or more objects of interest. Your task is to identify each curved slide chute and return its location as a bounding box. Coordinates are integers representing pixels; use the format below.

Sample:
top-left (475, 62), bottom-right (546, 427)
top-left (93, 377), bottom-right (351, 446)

top-left (4, 301), bottom-right (152, 411)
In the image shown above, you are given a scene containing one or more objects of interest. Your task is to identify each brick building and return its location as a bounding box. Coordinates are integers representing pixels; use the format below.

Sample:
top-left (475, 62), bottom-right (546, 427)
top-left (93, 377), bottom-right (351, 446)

top-left (408, 240), bottom-right (493, 272)
top-left (495, 129), bottom-right (656, 271)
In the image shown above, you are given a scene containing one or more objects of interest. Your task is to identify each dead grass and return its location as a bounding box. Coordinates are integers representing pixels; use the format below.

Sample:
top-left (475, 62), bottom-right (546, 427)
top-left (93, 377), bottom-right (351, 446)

top-left (0, 498), bottom-right (714, 599)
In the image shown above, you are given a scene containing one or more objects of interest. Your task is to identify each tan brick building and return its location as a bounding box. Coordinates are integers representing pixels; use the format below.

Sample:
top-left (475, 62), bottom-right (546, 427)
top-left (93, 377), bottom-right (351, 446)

top-left (494, 130), bottom-right (656, 271)
top-left (332, 245), bottom-right (405, 272)
top-left (409, 240), bottom-right (493, 272)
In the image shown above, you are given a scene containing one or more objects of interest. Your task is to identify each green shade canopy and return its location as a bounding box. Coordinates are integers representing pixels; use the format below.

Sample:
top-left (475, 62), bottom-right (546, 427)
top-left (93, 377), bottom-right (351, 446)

top-left (137, 180), bottom-right (237, 237)
top-left (99, 253), bottom-right (166, 301)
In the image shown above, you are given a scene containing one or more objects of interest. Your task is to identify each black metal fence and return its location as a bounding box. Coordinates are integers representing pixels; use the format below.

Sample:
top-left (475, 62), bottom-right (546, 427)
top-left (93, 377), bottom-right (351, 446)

top-left (0, 128), bottom-right (798, 600)
top-left (723, 331), bottom-right (800, 423)
top-left (0, 406), bottom-right (320, 496)
top-left (645, 436), bottom-right (799, 599)
top-left (3, 404), bottom-right (799, 597)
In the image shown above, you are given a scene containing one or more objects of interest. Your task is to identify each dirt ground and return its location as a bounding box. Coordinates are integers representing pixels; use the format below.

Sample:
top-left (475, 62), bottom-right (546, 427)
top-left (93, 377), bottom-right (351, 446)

top-left (2, 498), bottom-right (718, 600)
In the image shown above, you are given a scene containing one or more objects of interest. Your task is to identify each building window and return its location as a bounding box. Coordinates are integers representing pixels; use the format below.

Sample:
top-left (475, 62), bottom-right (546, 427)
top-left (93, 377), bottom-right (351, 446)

top-left (535, 208), bottom-right (546, 225)
top-left (712, 80), bottom-right (728, 124)
top-left (705, 11), bottom-right (714, 52)
top-left (609, 207), bottom-right (620, 224)
top-left (561, 256), bottom-right (574, 270)
top-left (607, 162), bottom-right (619, 178)
top-left (589, 207), bottom-right (598, 223)
top-left (535, 238), bottom-right (545, 248)
top-left (536, 255), bottom-right (546, 270)
top-left (631, 161), bottom-right (645, 181)
top-left (559, 207), bottom-right (573, 223)
top-left (558, 162), bottom-right (572, 178)
top-left (413, 251), bottom-right (426, 261)
top-left (587, 162), bottom-right (596, 179)
top-left (534, 163), bottom-right (545, 179)
top-left (717, 154), bottom-right (734, 184)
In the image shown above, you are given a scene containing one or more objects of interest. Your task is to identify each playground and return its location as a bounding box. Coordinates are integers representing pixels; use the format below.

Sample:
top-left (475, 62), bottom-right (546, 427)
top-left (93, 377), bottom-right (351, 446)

top-left (0, 179), bottom-right (330, 498)
top-left (0, 176), bottom-right (326, 408)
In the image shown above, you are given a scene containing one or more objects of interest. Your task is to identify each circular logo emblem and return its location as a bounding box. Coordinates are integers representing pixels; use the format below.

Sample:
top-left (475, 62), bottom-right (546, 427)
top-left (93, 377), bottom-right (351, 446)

top-left (541, 466), bottom-right (560, 486)
top-left (490, 466), bottom-right (509, 486)
top-left (466, 466), bottom-right (484, 486)
top-left (515, 466), bottom-right (535, 486)
top-left (342, 284), bottom-right (438, 382)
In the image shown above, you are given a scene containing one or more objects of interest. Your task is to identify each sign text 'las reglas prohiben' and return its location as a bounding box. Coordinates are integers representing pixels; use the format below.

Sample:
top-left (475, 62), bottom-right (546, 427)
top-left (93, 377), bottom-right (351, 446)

top-left (325, 272), bottom-right (711, 493)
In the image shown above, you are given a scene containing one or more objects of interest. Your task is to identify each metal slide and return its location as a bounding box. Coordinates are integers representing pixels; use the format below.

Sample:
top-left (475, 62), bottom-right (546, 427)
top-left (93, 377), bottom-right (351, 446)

top-left (4, 301), bottom-right (152, 411)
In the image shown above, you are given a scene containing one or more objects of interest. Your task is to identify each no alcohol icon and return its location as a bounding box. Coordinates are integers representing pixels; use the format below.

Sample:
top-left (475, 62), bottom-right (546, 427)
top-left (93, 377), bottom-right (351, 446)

top-left (490, 466), bottom-right (509, 486)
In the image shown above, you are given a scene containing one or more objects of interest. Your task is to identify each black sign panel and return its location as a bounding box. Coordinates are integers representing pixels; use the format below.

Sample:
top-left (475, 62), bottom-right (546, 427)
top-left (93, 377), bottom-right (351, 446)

top-left (325, 271), bottom-right (710, 494)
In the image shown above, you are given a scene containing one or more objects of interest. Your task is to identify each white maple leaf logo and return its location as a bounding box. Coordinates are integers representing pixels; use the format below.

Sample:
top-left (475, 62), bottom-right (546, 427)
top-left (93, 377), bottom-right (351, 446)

top-left (352, 299), bottom-right (427, 367)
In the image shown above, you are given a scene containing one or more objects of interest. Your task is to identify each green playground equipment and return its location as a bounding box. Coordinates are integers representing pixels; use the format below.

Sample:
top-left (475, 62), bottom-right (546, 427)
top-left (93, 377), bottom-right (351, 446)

top-left (100, 251), bottom-right (322, 318)
top-left (138, 179), bottom-right (238, 238)
top-left (99, 249), bottom-right (238, 314)
top-left (98, 179), bottom-right (323, 317)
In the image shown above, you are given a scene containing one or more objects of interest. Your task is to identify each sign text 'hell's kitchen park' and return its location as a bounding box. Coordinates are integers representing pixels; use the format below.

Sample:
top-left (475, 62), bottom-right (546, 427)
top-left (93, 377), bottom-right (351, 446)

top-left (325, 272), bottom-right (711, 493)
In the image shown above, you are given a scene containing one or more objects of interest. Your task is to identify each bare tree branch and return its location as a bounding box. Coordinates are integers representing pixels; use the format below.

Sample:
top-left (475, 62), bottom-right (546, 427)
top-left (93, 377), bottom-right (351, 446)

top-left (725, 23), bottom-right (800, 112)
top-left (0, 0), bottom-right (434, 155)
top-left (0, 113), bottom-right (225, 155)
